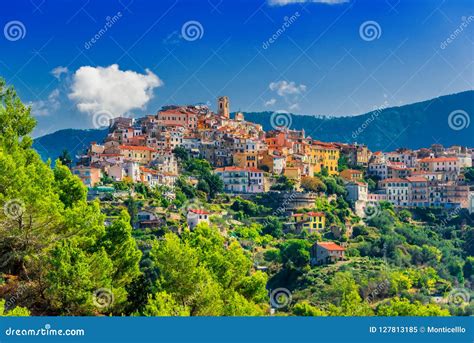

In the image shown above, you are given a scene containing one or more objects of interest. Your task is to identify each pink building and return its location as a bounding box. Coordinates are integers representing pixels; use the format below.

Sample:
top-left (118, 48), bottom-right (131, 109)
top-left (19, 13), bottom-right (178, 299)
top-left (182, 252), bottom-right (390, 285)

top-left (157, 107), bottom-right (198, 130)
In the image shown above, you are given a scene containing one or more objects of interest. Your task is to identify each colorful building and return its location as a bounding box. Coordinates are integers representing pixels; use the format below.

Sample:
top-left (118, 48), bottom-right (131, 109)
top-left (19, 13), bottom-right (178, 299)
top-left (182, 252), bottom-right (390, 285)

top-left (118, 145), bottom-right (158, 164)
top-left (340, 169), bottom-right (363, 181)
top-left (311, 242), bottom-right (345, 265)
top-left (310, 141), bottom-right (340, 175)
top-left (215, 166), bottom-right (265, 193)
top-left (291, 211), bottom-right (325, 234)
top-left (72, 166), bottom-right (102, 187)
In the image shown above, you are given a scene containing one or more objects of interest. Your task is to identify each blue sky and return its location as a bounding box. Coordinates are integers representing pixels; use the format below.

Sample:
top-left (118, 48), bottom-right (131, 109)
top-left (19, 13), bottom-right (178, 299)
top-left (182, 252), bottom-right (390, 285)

top-left (0, 0), bottom-right (473, 136)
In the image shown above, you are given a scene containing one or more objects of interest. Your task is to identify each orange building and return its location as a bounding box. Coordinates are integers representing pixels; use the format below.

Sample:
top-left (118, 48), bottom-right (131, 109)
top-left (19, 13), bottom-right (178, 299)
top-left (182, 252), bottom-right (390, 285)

top-left (233, 151), bottom-right (259, 169)
top-left (340, 169), bottom-right (363, 181)
top-left (72, 166), bottom-right (102, 187)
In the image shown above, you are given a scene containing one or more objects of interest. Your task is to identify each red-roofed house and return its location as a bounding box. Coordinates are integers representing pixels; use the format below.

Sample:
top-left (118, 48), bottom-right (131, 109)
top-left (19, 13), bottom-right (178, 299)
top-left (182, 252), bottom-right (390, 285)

top-left (187, 208), bottom-right (211, 229)
top-left (311, 242), bottom-right (346, 265)
top-left (418, 157), bottom-right (460, 173)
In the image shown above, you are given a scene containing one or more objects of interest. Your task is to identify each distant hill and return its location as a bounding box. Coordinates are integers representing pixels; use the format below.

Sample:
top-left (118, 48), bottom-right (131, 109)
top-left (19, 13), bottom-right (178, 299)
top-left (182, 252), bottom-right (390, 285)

top-left (242, 91), bottom-right (473, 151)
top-left (33, 128), bottom-right (108, 162)
top-left (33, 91), bottom-right (473, 161)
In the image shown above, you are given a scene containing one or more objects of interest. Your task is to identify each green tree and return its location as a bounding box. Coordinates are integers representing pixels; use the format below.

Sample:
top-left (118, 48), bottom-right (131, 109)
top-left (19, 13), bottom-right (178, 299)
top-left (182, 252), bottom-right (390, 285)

top-left (280, 239), bottom-right (310, 268)
top-left (0, 299), bottom-right (30, 316)
top-left (292, 301), bottom-right (326, 316)
top-left (53, 161), bottom-right (87, 208)
top-left (143, 292), bottom-right (189, 316)
top-left (463, 256), bottom-right (474, 279)
top-left (326, 272), bottom-right (373, 316)
top-left (337, 156), bottom-right (349, 171)
top-left (0, 79), bottom-right (140, 316)
top-left (45, 240), bottom-right (114, 315)
top-left (203, 173), bottom-right (223, 198)
top-left (376, 297), bottom-right (449, 316)
top-left (124, 195), bottom-right (139, 226)
top-left (271, 175), bottom-right (296, 191)
top-left (172, 146), bottom-right (189, 161)
top-left (196, 179), bottom-right (210, 194)
top-left (463, 167), bottom-right (474, 183)
top-left (301, 176), bottom-right (326, 193)
top-left (398, 209), bottom-right (412, 222)
top-left (100, 210), bottom-right (142, 288)
top-left (262, 216), bottom-right (284, 238)
top-left (58, 149), bottom-right (72, 168)
top-left (147, 225), bottom-right (267, 316)
top-left (0, 78), bottom-right (36, 149)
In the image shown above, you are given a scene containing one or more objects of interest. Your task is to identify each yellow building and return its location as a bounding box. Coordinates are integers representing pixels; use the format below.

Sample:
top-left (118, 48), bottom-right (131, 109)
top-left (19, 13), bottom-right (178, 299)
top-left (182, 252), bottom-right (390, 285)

top-left (291, 211), bottom-right (326, 233)
top-left (310, 142), bottom-right (340, 176)
top-left (119, 145), bottom-right (157, 164)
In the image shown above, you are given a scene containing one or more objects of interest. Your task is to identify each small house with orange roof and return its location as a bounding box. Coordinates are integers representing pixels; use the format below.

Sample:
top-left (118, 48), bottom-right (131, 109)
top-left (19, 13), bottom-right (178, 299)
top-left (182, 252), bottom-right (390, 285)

top-left (311, 241), bottom-right (346, 265)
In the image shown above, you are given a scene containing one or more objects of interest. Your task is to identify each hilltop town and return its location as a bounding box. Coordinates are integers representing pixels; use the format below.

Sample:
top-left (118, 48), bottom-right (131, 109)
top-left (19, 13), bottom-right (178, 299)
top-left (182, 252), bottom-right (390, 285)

top-left (72, 96), bottom-right (473, 222)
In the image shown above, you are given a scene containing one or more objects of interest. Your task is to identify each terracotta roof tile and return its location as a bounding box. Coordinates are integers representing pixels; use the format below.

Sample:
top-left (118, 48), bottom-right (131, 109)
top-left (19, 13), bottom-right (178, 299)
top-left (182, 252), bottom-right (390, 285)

top-left (317, 242), bottom-right (345, 251)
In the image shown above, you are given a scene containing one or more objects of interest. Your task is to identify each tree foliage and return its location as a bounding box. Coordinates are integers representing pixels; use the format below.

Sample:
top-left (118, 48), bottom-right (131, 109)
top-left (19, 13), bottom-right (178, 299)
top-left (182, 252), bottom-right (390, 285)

top-left (146, 224), bottom-right (267, 316)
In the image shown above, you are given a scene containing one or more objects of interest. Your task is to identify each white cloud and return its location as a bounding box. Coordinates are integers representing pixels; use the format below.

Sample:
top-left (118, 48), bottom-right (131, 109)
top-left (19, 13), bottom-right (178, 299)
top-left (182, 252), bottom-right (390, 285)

top-left (269, 80), bottom-right (306, 96)
top-left (30, 89), bottom-right (60, 116)
top-left (268, 0), bottom-right (348, 5)
top-left (68, 64), bottom-right (163, 117)
top-left (269, 81), bottom-right (306, 112)
top-left (264, 98), bottom-right (277, 107)
top-left (289, 103), bottom-right (300, 111)
top-left (51, 66), bottom-right (69, 80)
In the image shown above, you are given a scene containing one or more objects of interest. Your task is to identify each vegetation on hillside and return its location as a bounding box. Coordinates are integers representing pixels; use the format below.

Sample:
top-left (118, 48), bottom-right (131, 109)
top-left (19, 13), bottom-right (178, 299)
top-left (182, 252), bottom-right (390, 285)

top-left (1, 79), bottom-right (473, 317)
